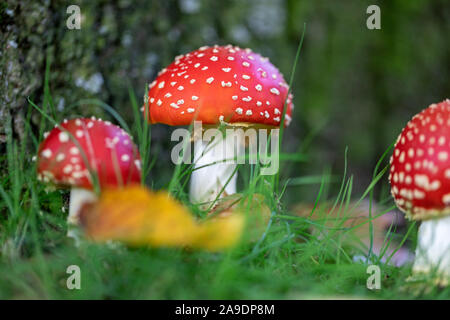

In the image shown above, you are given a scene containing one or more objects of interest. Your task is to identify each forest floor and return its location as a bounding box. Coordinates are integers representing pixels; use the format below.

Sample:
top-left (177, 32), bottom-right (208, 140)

top-left (1, 102), bottom-right (449, 300)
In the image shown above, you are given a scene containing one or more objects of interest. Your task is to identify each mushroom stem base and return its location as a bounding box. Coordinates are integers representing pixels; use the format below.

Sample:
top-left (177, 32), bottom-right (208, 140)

top-left (189, 134), bottom-right (238, 208)
top-left (68, 188), bottom-right (97, 241)
top-left (413, 215), bottom-right (450, 280)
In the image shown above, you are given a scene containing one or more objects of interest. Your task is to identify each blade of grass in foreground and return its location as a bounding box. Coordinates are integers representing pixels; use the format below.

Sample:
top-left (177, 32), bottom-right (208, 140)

top-left (275, 23), bottom-right (307, 195)
top-left (368, 140), bottom-right (395, 260)
top-left (128, 84), bottom-right (152, 183)
top-left (66, 99), bottom-right (131, 134)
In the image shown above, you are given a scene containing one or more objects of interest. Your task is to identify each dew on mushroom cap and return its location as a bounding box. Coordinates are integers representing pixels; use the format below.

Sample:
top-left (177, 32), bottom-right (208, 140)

top-left (144, 45), bottom-right (294, 128)
top-left (390, 99), bottom-right (450, 220)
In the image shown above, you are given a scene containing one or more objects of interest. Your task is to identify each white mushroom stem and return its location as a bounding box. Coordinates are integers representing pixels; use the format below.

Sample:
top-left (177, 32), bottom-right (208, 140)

top-left (413, 215), bottom-right (450, 279)
top-left (67, 188), bottom-right (97, 241)
top-left (189, 133), bottom-right (238, 207)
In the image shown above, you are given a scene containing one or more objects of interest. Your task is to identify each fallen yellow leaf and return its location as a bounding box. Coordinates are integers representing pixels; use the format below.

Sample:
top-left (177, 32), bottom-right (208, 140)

top-left (79, 185), bottom-right (243, 251)
top-left (193, 214), bottom-right (244, 251)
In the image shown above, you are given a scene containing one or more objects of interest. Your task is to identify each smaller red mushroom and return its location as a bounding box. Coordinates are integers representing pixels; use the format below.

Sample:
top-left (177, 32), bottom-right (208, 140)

top-left (389, 99), bottom-right (450, 282)
top-left (36, 118), bottom-right (141, 239)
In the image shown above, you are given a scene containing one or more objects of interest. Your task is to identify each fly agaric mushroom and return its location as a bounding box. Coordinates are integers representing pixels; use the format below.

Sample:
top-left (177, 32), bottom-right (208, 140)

top-left (37, 118), bottom-right (142, 237)
top-left (145, 45), bottom-right (293, 206)
top-left (389, 99), bottom-right (450, 282)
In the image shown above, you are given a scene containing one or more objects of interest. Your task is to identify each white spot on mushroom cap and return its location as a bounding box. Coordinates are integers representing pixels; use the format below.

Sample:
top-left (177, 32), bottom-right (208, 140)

top-left (70, 147), bottom-right (79, 155)
top-left (41, 149), bottom-right (52, 158)
top-left (443, 194), bottom-right (450, 204)
top-left (445, 169), bottom-right (450, 179)
top-left (63, 165), bottom-right (73, 174)
top-left (438, 151), bottom-right (448, 161)
top-left (414, 174), bottom-right (441, 191)
top-left (399, 152), bottom-right (405, 163)
top-left (270, 88), bottom-right (280, 95)
top-left (72, 171), bottom-right (85, 179)
top-left (59, 132), bottom-right (69, 143)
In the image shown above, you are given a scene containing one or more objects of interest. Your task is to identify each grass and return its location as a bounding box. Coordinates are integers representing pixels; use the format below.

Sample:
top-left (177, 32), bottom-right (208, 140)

top-left (1, 43), bottom-right (450, 300)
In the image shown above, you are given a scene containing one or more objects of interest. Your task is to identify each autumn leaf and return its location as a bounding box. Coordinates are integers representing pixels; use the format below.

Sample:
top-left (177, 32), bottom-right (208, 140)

top-left (193, 214), bottom-right (244, 251)
top-left (79, 185), bottom-right (243, 251)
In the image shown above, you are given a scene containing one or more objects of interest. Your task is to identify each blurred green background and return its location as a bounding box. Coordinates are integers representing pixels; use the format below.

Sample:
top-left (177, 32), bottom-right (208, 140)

top-left (1, 0), bottom-right (449, 203)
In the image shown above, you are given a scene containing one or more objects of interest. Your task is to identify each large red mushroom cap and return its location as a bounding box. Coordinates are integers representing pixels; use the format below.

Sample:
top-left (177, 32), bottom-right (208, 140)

top-left (145, 45), bottom-right (294, 128)
top-left (389, 99), bottom-right (450, 220)
top-left (37, 118), bottom-right (141, 190)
